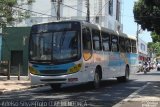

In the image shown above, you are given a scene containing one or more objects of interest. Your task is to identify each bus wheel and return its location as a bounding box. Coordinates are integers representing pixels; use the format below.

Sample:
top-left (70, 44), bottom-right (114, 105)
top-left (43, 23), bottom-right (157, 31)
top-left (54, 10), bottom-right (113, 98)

top-left (125, 66), bottom-right (129, 81)
top-left (94, 70), bottom-right (101, 89)
top-left (50, 84), bottom-right (61, 91)
top-left (117, 66), bottom-right (129, 82)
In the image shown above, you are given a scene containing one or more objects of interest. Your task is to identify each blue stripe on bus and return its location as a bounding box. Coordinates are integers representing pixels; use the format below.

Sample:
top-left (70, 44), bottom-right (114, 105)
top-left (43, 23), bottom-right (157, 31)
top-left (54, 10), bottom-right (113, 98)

top-left (32, 63), bottom-right (75, 71)
top-left (127, 53), bottom-right (138, 65)
top-left (108, 53), bottom-right (138, 66)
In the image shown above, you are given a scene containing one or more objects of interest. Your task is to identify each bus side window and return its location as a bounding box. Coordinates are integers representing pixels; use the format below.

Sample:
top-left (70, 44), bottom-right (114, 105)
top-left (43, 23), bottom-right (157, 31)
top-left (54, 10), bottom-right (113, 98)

top-left (131, 40), bottom-right (137, 53)
top-left (82, 27), bottom-right (92, 60)
top-left (111, 35), bottom-right (119, 52)
top-left (119, 37), bottom-right (125, 52)
top-left (92, 29), bottom-right (101, 50)
top-left (125, 39), bottom-right (131, 53)
top-left (102, 32), bottom-right (110, 51)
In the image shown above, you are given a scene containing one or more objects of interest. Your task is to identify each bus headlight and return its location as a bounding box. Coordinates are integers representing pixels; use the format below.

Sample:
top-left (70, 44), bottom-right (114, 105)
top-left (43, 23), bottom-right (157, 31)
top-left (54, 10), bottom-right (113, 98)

top-left (29, 66), bottom-right (39, 75)
top-left (67, 63), bottom-right (82, 74)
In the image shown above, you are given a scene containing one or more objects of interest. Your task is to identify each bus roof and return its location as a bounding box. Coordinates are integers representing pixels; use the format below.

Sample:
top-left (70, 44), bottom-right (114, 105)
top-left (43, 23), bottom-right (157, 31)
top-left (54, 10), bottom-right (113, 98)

top-left (32, 20), bottom-right (137, 41)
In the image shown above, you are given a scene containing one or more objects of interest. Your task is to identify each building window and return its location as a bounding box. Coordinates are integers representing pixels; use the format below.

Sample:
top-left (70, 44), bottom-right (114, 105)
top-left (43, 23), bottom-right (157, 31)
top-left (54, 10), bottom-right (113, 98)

top-left (116, 0), bottom-right (120, 21)
top-left (141, 43), bottom-right (145, 51)
top-left (51, 0), bottom-right (56, 2)
top-left (51, 0), bottom-right (62, 2)
top-left (109, 0), bottom-right (113, 16)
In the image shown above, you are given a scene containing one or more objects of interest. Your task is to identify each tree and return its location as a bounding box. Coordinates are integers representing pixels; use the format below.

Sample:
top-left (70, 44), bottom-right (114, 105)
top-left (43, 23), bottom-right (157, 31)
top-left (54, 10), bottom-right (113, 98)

top-left (133, 0), bottom-right (160, 35)
top-left (148, 42), bottom-right (160, 57)
top-left (151, 32), bottom-right (160, 42)
top-left (0, 0), bottom-right (34, 27)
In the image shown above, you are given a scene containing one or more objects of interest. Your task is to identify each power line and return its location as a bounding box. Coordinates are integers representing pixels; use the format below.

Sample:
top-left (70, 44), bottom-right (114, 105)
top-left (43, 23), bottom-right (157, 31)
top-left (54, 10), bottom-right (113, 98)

top-left (14, 6), bottom-right (56, 17)
top-left (61, 3), bottom-right (87, 14)
top-left (122, 14), bottom-right (160, 19)
top-left (91, 0), bottom-right (109, 22)
top-left (0, 1), bottom-right (67, 19)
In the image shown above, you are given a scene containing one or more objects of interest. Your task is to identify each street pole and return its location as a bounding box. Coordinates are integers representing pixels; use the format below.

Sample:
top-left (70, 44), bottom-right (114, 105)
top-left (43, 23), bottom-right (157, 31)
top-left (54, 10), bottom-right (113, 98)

top-left (136, 23), bottom-right (139, 52)
top-left (7, 61), bottom-right (10, 80)
top-left (86, 0), bottom-right (90, 22)
top-left (136, 23), bottom-right (140, 62)
top-left (57, 0), bottom-right (61, 20)
top-left (18, 64), bottom-right (21, 80)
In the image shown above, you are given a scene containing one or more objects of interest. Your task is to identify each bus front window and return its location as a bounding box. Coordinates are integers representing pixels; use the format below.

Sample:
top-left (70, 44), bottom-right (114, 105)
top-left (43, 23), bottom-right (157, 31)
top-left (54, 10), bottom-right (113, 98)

top-left (30, 33), bottom-right (52, 61)
top-left (29, 31), bottom-right (80, 63)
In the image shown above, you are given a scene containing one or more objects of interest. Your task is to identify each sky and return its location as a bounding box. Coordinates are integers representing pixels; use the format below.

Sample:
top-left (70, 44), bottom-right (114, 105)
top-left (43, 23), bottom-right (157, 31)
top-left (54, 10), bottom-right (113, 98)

top-left (122, 0), bottom-right (152, 43)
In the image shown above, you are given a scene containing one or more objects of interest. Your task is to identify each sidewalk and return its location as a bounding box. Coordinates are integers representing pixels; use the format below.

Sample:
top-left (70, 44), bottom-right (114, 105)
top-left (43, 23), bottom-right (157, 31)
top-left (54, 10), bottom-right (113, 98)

top-left (114, 70), bottom-right (160, 107)
top-left (114, 82), bottom-right (160, 107)
top-left (0, 76), bottom-right (31, 94)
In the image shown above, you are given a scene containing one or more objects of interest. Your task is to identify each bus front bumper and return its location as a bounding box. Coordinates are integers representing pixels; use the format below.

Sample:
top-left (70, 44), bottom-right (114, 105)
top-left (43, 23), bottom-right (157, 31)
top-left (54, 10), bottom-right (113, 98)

top-left (30, 73), bottom-right (81, 85)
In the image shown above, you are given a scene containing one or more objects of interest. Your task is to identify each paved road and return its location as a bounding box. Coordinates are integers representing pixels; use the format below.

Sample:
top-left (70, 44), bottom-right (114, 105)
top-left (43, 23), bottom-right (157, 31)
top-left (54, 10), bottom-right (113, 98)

top-left (0, 70), bottom-right (160, 107)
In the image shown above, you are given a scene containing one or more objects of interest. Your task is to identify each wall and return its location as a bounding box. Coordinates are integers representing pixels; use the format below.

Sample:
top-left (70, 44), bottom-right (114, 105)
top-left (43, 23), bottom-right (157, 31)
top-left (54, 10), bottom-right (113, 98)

top-left (1, 27), bottom-right (31, 75)
top-left (16, 0), bottom-right (122, 32)
top-left (138, 38), bottom-right (148, 55)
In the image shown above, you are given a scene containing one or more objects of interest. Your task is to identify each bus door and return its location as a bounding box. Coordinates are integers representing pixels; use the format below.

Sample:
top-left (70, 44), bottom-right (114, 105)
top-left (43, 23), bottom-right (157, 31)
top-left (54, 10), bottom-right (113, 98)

top-left (82, 26), bottom-right (94, 81)
top-left (92, 29), bottom-right (104, 72)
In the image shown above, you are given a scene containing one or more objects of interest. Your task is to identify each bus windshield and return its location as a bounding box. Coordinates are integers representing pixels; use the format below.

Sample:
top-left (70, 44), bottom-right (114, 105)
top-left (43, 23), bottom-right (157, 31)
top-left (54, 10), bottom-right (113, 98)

top-left (29, 24), bottom-right (81, 63)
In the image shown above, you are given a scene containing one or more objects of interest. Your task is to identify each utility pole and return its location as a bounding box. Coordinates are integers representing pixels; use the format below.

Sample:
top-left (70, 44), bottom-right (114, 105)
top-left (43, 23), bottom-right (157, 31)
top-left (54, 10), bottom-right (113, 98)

top-left (86, 0), bottom-right (90, 22)
top-left (57, 0), bottom-right (61, 20)
top-left (136, 23), bottom-right (139, 50)
top-left (136, 23), bottom-right (140, 62)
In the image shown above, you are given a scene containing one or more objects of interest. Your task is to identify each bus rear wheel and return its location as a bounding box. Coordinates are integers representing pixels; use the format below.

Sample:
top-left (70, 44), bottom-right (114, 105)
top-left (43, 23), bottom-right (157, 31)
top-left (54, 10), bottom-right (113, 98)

top-left (117, 66), bottom-right (129, 82)
top-left (50, 84), bottom-right (61, 91)
top-left (94, 69), bottom-right (101, 89)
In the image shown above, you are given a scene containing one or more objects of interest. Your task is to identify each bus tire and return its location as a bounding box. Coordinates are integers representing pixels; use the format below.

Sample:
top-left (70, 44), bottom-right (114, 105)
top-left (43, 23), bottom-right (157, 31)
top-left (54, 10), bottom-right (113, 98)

top-left (94, 69), bottom-right (101, 89)
top-left (50, 84), bottom-right (61, 91)
top-left (117, 66), bottom-right (129, 82)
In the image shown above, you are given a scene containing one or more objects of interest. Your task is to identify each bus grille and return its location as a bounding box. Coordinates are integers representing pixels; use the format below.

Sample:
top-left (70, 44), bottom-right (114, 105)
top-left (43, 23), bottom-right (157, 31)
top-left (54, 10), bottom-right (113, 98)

top-left (39, 70), bottom-right (67, 76)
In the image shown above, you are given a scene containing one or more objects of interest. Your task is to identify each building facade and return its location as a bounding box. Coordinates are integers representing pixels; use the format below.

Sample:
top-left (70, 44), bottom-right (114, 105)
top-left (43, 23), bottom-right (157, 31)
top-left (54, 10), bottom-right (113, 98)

top-left (138, 38), bottom-right (148, 61)
top-left (0, 0), bottom-right (122, 75)
top-left (17, 0), bottom-right (122, 32)
top-left (1, 27), bottom-right (31, 75)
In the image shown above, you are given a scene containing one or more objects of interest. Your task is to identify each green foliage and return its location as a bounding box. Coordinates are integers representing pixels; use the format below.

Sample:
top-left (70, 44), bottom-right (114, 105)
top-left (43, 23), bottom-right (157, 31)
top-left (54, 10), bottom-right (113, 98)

top-left (133, 0), bottom-right (160, 35)
top-left (148, 42), bottom-right (160, 56)
top-left (151, 32), bottom-right (160, 42)
top-left (0, 0), bottom-right (34, 27)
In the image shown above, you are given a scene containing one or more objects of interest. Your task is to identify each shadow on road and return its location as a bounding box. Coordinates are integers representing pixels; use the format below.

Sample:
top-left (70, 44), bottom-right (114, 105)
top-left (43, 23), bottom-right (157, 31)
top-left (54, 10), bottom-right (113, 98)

top-left (0, 79), bottom-right (149, 107)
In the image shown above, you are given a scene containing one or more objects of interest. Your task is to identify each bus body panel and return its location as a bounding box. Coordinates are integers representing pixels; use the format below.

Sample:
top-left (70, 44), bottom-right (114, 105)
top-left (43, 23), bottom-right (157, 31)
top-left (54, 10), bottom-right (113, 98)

top-left (127, 53), bottom-right (139, 74)
top-left (30, 60), bottom-right (96, 85)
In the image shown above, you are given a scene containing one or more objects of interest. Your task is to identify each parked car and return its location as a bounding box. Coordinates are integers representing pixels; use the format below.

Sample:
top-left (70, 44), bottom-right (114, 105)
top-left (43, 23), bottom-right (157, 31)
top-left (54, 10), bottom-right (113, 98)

top-left (157, 62), bottom-right (160, 71)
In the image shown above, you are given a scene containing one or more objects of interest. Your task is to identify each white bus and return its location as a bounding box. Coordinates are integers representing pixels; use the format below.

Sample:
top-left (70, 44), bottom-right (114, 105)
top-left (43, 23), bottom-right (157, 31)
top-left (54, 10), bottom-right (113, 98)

top-left (29, 20), bottom-right (138, 89)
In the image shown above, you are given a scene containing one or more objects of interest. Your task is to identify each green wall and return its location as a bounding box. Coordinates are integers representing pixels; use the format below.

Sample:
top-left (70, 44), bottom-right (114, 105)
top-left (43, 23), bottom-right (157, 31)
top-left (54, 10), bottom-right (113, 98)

top-left (1, 27), bottom-right (31, 75)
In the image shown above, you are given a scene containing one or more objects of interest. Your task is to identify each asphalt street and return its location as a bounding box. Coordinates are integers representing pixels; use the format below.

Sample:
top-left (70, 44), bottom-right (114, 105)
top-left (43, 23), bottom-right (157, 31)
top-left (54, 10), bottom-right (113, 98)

top-left (0, 69), bottom-right (160, 107)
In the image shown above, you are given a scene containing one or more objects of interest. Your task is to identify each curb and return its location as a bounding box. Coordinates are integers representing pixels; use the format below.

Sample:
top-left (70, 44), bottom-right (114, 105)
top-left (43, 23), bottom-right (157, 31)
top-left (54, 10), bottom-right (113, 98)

top-left (0, 84), bottom-right (46, 95)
